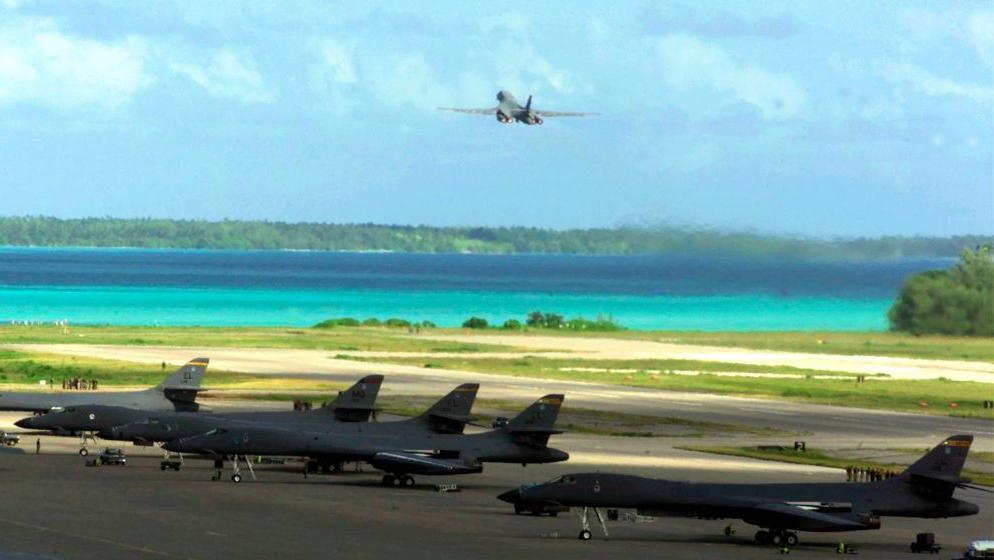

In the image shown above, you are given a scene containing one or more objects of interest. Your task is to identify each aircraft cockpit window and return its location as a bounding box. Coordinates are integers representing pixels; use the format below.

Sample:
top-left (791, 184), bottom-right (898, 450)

top-left (548, 475), bottom-right (577, 485)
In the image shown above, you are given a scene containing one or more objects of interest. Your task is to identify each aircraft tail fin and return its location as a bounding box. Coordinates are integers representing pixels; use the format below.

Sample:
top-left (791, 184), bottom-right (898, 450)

top-left (155, 358), bottom-right (208, 411)
top-left (505, 394), bottom-right (564, 445)
top-left (326, 375), bottom-right (383, 422)
top-left (418, 383), bottom-right (479, 434)
top-left (899, 435), bottom-right (973, 495)
top-left (525, 94), bottom-right (532, 111)
top-left (156, 358), bottom-right (208, 391)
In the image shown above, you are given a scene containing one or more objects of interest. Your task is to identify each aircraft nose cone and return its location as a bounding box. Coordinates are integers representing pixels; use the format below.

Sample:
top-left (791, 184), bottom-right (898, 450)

top-left (497, 488), bottom-right (522, 504)
top-left (14, 417), bottom-right (34, 429)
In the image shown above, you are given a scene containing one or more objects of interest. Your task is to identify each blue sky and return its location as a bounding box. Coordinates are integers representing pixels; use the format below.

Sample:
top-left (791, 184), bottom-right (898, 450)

top-left (0, 0), bottom-right (991, 236)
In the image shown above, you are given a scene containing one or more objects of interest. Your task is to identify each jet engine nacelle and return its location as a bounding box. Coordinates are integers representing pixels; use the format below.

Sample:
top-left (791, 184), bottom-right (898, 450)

top-left (496, 111), bottom-right (512, 124)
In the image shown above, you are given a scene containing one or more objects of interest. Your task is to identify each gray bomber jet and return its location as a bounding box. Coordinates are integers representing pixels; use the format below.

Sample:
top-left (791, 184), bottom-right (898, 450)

top-left (438, 91), bottom-right (595, 125)
top-left (499, 435), bottom-right (984, 546)
top-left (15, 374), bottom-right (386, 458)
top-left (0, 358), bottom-right (208, 414)
top-left (164, 394), bottom-right (567, 486)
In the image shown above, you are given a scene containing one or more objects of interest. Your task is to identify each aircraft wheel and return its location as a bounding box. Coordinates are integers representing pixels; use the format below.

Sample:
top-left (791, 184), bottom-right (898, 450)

top-left (785, 533), bottom-right (798, 547)
top-left (578, 530), bottom-right (592, 541)
top-left (79, 448), bottom-right (88, 456)
top-left (391, 475), bottom-right (403, 487)
top-left (771, 532), bottom-right (784, 546)
top-left (549, 511), bottom-right (558, 518)
top-left (514, 504), bottom-right (524, 515)
top-left (381, 475), bottom-right (394, 486)
top-left (401, 475), bottom-right (414, 487)
top-left (530, 506), bottom-right (541, 516)
top-left (755, 530), bottom-right (771, 545)
top-left (231, 473), bottom-right (242, 483)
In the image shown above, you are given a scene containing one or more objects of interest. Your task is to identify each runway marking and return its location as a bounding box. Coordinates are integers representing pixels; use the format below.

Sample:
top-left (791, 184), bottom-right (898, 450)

top-left (0, 516), bottom-right (188, 559)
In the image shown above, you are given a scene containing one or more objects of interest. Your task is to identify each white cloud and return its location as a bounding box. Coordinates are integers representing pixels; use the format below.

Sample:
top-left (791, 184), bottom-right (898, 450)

top-left (0, 17), bottom-right (150, 108)
top-left (883, 61), bottom-right (993, 103)
top-left (168, 49), bottom-right (272, 104)
top-left (654, 34), bottom-right (806, 120)
top-left (316, 39), bottom-right (357, 84)
top-left (967, 12), bottom-right (994, 67)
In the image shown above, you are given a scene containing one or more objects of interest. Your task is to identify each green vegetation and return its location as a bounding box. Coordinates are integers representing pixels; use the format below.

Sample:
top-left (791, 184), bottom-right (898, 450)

top-left (336, 354), bottom-right (994, 419)
top-left (462, 316), bottom-right (489, 329)
top-left (680, 445), bottom-right (994, 487)
top-left (889, 246), bottom-right (993, 336)
top-left (313, 317), bottom-right (434, 329)
top-left (0, 324), bottom-right (519, 353)
top-left (558, 330), bottom-right (994, 362)
top-left (458, 311), bottom-right (623, 332)
top-left (0, 216), bottom-right (987, 258)
top-left (0, 350), bottom-right (258, 387)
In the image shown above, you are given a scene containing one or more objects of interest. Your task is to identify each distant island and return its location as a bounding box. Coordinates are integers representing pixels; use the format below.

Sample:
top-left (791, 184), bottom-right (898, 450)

top-left (0, 216), bottom-right (988, 259)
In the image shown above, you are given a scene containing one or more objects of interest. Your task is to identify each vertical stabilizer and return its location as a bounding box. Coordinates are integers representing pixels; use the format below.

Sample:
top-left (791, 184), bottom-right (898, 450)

top-left (418, 383), bottom-right (479, 434)
top-left (506, 394), bottom-right (564, 446)
top-left (327, 374), bottom-right (383, 422)
top-left (901, 435), bottom-right (973, 495)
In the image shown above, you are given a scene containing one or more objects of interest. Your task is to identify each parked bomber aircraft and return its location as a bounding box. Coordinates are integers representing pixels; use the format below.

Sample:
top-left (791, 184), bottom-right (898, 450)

top-left (0, 358), bottom-right (208, 414)
top-left (438, 91), bottom-right (595, 125)
top-left (164, 394), bottom-right (567, 486)
top-left (15, 375), bottom-right (387, 456)
top-left (499, 435), bottom-right (984, 546)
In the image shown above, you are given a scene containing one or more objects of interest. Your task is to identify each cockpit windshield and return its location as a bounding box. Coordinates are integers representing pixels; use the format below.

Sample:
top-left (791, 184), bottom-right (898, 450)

top-left (547, 475), bottom-right (577, 485)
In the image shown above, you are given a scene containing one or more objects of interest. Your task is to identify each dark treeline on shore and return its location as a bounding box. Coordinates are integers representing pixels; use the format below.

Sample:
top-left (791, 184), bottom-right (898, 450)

top-left (0, 216), bottom-right (988, 259)
top-left (889, 247), bottom-right (993, 336)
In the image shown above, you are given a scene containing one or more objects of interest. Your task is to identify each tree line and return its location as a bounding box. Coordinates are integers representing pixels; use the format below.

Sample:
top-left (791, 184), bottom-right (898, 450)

top-left (889, 246), bottom-right (993, 336)
top-left (0, 216), bottom-right (988, 259)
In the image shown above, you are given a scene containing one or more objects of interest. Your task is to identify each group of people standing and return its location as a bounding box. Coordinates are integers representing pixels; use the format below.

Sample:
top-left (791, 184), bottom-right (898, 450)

top-left (845, 465), bottom-right (898, 482)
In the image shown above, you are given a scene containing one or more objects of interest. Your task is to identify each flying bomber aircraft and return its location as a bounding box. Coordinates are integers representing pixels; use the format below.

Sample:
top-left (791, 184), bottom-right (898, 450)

top-left (164, 393), bottom-right (567, 486)
top-left (438, 90), bottom-right (596, 125)
top-left (0, 357), bottom-right (208, 414)
top-left (499, 435), bottom-right (984, 546)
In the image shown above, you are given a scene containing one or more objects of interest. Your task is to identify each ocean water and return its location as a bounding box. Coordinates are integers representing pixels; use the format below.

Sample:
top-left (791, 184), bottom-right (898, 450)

top-left (0, 248), bottom-right (951, 331)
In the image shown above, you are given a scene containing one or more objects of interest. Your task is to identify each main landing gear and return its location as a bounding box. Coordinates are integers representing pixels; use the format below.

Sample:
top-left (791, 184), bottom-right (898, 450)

top-left (755, 529), bottom-right (799, 547)
top-left (577, 507), bottom-right (609, 541)
top-left (78, 431), bottom-right (98, 456)
top-left (212, 455), bottom-right (256, 483)
top-left (381, 474), bottom-right (415, 488)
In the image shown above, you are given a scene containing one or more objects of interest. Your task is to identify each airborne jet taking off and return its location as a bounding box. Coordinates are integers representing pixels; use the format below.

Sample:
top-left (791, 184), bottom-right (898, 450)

top-left (0, 358), bottom-right (209, 414)
top-left (438, 91), bottom-right (595, 125)
top-left (499, 435), bottom-right (984, 546)
top-left (164, 394), bottom-right (568, 485)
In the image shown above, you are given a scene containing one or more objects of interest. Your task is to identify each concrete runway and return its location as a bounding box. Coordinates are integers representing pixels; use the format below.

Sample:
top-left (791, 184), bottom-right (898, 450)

top-left (10, 344), bottom-right (994, 449)
top-left (0, 450), bottom-right (990, 560)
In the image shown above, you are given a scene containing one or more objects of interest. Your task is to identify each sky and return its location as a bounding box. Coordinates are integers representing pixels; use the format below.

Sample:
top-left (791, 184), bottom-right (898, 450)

top-left (0, 0), bottom-right (991, 237)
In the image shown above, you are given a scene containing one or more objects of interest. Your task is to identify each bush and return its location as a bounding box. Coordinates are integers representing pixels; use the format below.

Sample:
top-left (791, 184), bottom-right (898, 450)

top-left (420, 320), bottom-right (436, 328)
top-left (384, 318), bottom-right (411, 328)
top-left (313, 317), bottom-right (360, 328)
top-left (462, 316), bottom-right (489, 329)
top-left (502, 319), bottom-right (522, 330)
top-left (888, 246), bottom-right (993, 335)
top-left (362, 318), bottom-right (382, 327)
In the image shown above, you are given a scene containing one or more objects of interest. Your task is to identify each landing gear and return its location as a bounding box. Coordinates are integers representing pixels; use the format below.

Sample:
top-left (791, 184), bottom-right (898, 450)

top-left (381, 474), bottom-right (415, 488)
top-left (576, 506), bottom-right (609, 541)
top-left (78, 430), bottom-right (98, 456)
top-left (756, 530), bottom-right (798, 547)
top-left (224, 455), bottom-right (255, 483)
